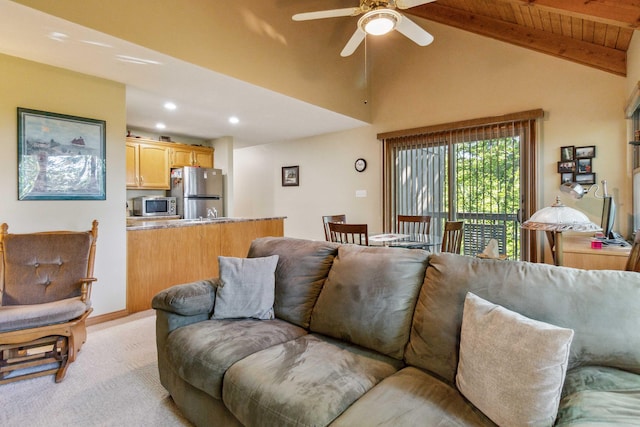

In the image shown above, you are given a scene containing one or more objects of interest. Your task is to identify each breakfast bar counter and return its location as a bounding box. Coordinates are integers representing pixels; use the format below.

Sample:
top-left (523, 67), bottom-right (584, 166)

top-left (126, 216), bottom-right (285, 313)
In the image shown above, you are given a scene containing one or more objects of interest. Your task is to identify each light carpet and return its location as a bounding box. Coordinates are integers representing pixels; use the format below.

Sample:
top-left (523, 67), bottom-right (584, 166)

top-left (0, 311), bottom-right (193, 427)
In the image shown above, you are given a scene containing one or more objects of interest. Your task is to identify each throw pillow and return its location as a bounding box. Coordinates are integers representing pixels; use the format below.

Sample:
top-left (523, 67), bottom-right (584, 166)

top-left (212, 255), bottom-right (279, 320)
top-left (456, 292), bottom-right (574, 427)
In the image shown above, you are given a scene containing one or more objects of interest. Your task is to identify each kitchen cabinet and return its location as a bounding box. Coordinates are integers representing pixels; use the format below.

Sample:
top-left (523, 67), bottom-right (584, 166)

top-left (169, 145), bottom-right (214, 168)
top-left (126, 139), bottom-right (171, 189)
top-left (126, 217), bottom-right (285, 313)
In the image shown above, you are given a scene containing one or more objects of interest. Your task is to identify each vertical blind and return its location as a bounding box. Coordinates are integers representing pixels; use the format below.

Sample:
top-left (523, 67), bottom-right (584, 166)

top-left (380, 110), bottom-right (543, 260)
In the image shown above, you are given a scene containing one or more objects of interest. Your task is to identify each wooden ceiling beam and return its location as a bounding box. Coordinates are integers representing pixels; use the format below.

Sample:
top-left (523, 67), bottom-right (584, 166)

top-left (498, 0), bottom-right (640, 29)
top-left (407, 3), bottom-right (627, 76)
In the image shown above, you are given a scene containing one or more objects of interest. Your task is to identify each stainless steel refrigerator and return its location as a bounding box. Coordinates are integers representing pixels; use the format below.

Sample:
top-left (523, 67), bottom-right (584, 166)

top-left (170, 167), bottom-right (224, 219)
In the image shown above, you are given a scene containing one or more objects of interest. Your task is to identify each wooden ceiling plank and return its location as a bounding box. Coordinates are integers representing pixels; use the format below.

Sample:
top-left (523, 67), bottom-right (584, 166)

top-left (510, 3), bottom-right (526, 26)
top-left (530, 8), bottom-right (544, 30)
top-left (583, 19), bottom-right (595, 43)
top-left (494, 0), bottom-right (640, 29)
top-left (407, 4), bottom-right (627, 76)
top-left (560, 14), bottom-right (572, 37)
top-left (593, 22), bottom-right (607, 45)
top-left (548, 11), bottom-right (562, 34)
top-left (497, 2), bottom-right (517, 24)
top-left (571, 16), bottom-right (583, 40)
top-left (616, 28), bottom-right (634, 50)
top-left (519, 4), bottom-right (535, 28)
top-left (539, 9), bottom-right (553, 32)
top-left (604, 26), bottom-right (620, 49)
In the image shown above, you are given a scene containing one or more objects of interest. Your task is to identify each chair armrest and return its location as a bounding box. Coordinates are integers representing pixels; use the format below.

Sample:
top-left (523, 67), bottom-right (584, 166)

top-left (80, 277), bottom-right (97, 302)
top-left (151, 278), bottom-right (217, 317)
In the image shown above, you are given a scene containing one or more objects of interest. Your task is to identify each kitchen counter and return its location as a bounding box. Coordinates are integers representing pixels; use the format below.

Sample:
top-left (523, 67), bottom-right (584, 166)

top-left (126, 216), bottom-right (285, 231)
top-left (126, 216), bottom-right (285, 313)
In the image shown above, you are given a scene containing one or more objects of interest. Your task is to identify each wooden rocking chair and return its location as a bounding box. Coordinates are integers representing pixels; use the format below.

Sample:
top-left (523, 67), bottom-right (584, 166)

top-left (0, 220), bottom-right (98, 384)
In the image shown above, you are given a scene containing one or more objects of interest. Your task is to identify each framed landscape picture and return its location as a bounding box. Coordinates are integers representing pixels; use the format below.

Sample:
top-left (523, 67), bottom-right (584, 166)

top-left (17, 108), bottom-right (106, 200)
top-left (282, 165), bottom-right (299, 187)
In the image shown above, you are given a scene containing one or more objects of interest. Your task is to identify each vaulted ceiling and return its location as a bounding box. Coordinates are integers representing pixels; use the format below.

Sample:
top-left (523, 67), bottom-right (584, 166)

top-left (406, 0), bottom-right (638, 76)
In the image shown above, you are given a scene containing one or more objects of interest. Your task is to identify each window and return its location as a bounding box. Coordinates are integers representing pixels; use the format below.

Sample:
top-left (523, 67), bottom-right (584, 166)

top-left (380, 110), bottom-right (543, 261)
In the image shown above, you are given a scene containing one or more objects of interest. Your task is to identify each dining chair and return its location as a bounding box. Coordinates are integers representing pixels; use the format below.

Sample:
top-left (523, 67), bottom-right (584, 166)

top-left (328, 222), bottom-right (368, 246)
top-left (625, 232), bottom-right (640, 272)
top-left (397, 215), bottom-right (431, 235)
top-left (322, 214), bottom-right (346, 241)
top-left (441, 221), bottom-right (464, 254)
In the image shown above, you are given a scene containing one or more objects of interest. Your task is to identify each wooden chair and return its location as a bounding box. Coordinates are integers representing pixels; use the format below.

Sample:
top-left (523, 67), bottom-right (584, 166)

top-left (0, 221), bottom-right (98, 384)
top-left (328, 222), bottom-right (368, 246)
top-left (625, 232), bottom-right (640, 272)
top-left (397, 215), bottom-right (431, 235)
top-left (322, 214), bottom-right (346, 241)
top-left (441, 221), bottom-right (464, 254)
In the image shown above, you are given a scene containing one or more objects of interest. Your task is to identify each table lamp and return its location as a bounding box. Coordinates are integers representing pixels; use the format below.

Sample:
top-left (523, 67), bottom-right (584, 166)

top-left (522, 196), bottom-right (601, 266)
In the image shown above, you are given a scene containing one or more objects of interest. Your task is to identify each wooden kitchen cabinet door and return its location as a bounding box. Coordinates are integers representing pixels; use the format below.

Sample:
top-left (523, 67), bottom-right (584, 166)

top-left (137, 143), bottom-right (170, 189)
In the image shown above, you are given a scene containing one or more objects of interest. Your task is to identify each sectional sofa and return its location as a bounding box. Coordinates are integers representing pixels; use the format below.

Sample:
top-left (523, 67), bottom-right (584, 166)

top-left (153, 237), bottom-right (640, 426)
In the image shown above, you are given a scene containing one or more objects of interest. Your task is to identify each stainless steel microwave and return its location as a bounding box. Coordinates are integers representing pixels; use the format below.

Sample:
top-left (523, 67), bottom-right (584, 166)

top-left (132, 196), bottom-right (177, 216)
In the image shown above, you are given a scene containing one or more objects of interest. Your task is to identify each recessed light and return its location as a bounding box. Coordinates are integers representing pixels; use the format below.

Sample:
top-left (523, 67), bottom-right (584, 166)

top-left (164, 102), bottom-right (177, 111)
top-left (48, 32), bottom-right (68, 42)
top-left (155, 123), bottom-right (166, 130)
top-left (116, 55), bottom-right (161, 65)
top-left (229, 116), bottom-right (240, 124)
top-left (81, 40), bottom-right (112, 48)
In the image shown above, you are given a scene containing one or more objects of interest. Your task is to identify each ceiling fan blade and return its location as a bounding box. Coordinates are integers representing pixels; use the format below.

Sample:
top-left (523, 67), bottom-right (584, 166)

top-left (395, 0), bottom-right (437, 9)
top-left (293, 7), bottom-right (360, 21)
top-left (395, 15), bottom-right (434, 46)
top-left (340, 29), bottom-right (366, 57)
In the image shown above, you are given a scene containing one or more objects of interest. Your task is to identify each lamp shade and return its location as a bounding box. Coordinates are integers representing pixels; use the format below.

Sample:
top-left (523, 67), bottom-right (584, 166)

top-left (560, 182), bottom-right (586, 199)
top-left (521, 197), bottom-right (601, 232)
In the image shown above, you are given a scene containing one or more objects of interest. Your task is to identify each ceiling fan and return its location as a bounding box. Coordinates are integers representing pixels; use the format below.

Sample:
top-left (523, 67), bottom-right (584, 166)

top-left (292, 0), bottom-right (437, 57)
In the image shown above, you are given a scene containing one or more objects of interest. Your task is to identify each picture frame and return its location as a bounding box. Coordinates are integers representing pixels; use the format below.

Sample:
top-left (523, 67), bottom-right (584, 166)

top-left (560, 172), bottom-right (573, 184)
top-left (575, 173), bottom-right (596, 185)
top-left (560, 146), bottom-right (575, 161)
top-left (18, 108), bottom-right (106, 200)
top-left (557, 161), bottom-right (576, 173)
top-left (575, 145), bottom-right (596, 159)
top-left (281, 165), bottom-right (299, 187)
top-left (577, 158), bottom-right (592, 173)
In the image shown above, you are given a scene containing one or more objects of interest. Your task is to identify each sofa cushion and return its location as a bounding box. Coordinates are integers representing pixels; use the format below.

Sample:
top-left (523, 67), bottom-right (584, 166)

top-left (456, 292), bottom-right (573, 427)
top-left (555, 366), bottom-right (640, 426)
top-left (212, 255), bottom-right (279, 320)
top-left (406, 253), bottom-right (640, 384)
top-left (331, 366), bottom-right (495, 426)
top-left (223, 334), bottom-right (404, 427)
top-left (310, 245), bottom-right (428, 359)
top-left (165, 318), bottom-right (307, 399)
top-left (247, 237), bottom-right (340, 328)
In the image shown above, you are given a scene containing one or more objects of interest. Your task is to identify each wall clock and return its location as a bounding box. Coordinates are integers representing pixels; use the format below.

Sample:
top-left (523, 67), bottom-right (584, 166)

top-left (355, 158), bottom-right (367, 172)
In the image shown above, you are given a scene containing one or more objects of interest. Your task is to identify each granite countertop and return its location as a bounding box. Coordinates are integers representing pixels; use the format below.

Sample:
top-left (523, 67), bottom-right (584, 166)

top-left (126, 216), bottom-right (286, 231)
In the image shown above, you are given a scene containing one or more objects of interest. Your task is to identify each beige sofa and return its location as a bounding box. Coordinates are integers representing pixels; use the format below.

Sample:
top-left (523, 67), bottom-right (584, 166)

top-left (153, 237), bottom-right (640, 426)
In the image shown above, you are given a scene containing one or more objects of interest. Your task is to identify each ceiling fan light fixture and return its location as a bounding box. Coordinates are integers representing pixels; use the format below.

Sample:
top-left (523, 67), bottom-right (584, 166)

top-left (359, 9), bottom-right (400, 36)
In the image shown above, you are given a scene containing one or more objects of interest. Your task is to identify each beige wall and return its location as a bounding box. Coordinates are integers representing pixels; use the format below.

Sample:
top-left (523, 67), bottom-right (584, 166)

top-left (235, 21), bottom-right (635, 246)
top-left (0, 53), bottom-right (127, 316)
top-left (14, 0), bottom-right (370, 123)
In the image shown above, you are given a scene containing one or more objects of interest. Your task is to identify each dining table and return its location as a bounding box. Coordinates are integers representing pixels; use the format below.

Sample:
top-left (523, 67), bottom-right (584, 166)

top-left (369, 233), bottom-right (442, 251)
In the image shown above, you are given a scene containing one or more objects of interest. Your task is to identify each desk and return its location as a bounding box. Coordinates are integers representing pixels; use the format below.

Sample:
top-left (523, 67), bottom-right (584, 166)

top-left (370, 233), bottom-right (441, 251)
top-left (562, 234), bottom-right (631, 270)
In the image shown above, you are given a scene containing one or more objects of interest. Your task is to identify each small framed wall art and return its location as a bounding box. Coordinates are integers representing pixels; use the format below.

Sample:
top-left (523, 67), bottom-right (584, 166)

top-left (282, 165), bottom-right (299, 187)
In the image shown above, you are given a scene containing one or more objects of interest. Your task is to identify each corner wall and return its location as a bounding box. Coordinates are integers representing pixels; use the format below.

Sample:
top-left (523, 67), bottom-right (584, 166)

top-left (0, 53), bottom-right (127, 316)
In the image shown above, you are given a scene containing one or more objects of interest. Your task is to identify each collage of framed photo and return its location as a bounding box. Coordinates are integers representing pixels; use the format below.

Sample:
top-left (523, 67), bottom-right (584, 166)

top-left (558, 145), bottom-right (596, 185)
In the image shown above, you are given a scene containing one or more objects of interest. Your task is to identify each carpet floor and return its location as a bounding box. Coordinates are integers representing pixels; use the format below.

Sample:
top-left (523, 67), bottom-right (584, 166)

top-left (0, 311), bottom-right (193, 427)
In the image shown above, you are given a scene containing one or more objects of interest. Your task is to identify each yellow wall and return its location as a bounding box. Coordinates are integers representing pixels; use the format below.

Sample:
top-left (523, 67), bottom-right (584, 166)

top-left (0, 53), bottom-right (127, 316)
top-left (235, 22), bottom-right (635, 246)
top-left (13, 0), bottom-right (370, 123)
